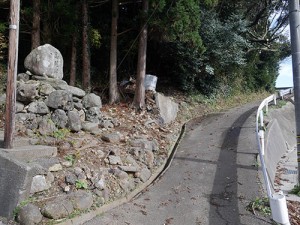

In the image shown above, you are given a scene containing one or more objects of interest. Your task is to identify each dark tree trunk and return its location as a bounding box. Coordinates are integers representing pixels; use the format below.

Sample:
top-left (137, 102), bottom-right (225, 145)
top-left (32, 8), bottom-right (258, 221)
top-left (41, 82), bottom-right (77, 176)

top-left (109, 0), bottom-right (120, 104)
top-left (31, 0), bottom-right (40, 49)
top-left (42, 0), bottom-right (52, 43)
top-left (69, 35), bottom-right (77, 86)
top-left (82, 0), bottom-right (91, 91)
top-left (133, 0), bottom-right (148, 109)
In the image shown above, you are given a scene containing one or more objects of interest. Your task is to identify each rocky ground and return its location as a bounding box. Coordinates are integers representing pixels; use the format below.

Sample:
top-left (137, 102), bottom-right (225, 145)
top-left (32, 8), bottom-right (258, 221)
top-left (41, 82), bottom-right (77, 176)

top-left (1, 91), bottom-right (300, 224)
top-left (0, 89), bottom-right (196, 225)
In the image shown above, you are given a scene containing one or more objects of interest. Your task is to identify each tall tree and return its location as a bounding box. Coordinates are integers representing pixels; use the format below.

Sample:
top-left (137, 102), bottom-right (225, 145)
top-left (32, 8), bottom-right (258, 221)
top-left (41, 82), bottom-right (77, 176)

top-left (82, 0), bottom-right (91, 91)
top-left (69, 35), bottom-right (77, 86)
top-left (42, 0), bottom-right (52, 43)
top-left (133, 0), bottom-right (148, 109)
top-left (31, 0), bottom-right (40, 49)
top-left (69, 1), bottom-right (80, 87)
top-left (109, 0), bottom-right (120, 104)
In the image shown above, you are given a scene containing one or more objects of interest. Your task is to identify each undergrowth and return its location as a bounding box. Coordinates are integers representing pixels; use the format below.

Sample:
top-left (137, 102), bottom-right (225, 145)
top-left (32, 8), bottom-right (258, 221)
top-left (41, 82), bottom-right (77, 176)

top-left (177, 90), bottom-right (270, 123)
top-left (289, 185), bottom-right (300, 197)
top-left (247, 197), bottom-right (271, 216)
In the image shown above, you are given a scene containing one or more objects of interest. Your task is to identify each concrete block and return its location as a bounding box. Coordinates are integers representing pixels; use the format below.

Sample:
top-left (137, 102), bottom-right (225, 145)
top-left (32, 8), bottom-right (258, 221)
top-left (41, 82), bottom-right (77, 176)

top-left (0, 152), bottom-right (34, 218)
top-left (155, 93), bottom-right (178, 124)
top-left (0, 145), bottom-right (57, 162)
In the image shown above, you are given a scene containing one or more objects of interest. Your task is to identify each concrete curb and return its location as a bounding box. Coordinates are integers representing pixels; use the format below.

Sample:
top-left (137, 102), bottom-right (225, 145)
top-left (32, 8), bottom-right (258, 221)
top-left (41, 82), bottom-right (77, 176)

top-left (57, 124), bottom-right (187, 225)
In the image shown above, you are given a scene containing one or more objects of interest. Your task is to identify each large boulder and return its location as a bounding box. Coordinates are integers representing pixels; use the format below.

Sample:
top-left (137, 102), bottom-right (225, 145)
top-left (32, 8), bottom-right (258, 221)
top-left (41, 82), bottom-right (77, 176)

top-left (27, 101), bottom-right (49, 114)
top-left (18, 203), bottom-right (43, 225)
top-left (55, 84), bottom-right (86, 97)
top-left (24, 44), bottom-right (64, 80)
top-left (17, 82), bottom-right (39, 102)
top-left (82, 93), bottom-right (102, 109)
top-left (51, 109), bottom-right (68, 128)
top-left (67, 110), bottom-right (82, 132)
top-left (45, 90), bottom-right (74, 111)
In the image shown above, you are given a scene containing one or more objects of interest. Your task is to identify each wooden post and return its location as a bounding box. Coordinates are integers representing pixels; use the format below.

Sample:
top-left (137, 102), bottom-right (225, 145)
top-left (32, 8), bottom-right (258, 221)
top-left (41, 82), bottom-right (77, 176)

top-left (4, 0), bottom-right (20, 149)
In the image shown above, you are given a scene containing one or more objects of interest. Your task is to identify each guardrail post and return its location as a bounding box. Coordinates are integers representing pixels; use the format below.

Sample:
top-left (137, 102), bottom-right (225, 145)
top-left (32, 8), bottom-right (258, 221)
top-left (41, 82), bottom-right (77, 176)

top-left (259, 129), bottom-right (265, 155)
top-left (259, 110), bottom-right (265, 155)
top-left (256, 93), bottom-right (291, 225)
top-left (270, 192), bottom-right (290, 225)
top-left (260, 110), bottom-right (264, 127)
top-left (273, 94), bottom-right (277, 105)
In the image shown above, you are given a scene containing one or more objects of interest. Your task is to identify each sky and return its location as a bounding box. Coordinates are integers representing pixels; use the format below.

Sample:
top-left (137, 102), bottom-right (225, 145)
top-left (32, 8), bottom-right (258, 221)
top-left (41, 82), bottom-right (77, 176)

top-left (275, 20), bottom-right (292, 88)
top-left (276, 56), bottom-right (293, 88)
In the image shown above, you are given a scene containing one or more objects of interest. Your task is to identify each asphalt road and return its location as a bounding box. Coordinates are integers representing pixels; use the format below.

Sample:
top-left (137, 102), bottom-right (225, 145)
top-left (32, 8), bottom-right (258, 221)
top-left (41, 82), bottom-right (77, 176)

top-left (84, 101), bottom-right (273, 225)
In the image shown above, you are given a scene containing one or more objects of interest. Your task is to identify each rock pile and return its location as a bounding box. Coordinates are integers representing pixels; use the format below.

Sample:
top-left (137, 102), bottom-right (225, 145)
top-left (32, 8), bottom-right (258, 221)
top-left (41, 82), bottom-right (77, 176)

top-left (0, 44), bottom-right (181, 224)
top-left (14, 44), bottom-right (108, 135)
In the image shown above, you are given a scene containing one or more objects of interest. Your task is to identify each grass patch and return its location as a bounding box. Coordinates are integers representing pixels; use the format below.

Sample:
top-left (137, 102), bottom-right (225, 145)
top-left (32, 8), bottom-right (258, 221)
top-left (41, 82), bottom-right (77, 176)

top-left (52, 128), bottom-right (70, 140)
top-left (247, 197), bottom-right (271, 216)
top-left (274, 99), bottom-right (287, 109)
top-left (177, 90), bottom-right (270, 124)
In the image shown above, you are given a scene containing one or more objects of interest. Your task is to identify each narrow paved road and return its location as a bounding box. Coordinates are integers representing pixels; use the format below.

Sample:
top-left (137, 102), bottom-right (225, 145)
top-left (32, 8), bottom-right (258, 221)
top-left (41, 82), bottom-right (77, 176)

top-left (85, 102), bottom-right (272, 225)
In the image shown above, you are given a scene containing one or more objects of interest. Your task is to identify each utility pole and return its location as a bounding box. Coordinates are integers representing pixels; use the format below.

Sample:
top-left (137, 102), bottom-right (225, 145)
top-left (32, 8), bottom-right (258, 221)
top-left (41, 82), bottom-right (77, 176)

top-left (289, 0), bottom-right (300, 181)
top-left (4, 0), bottom-right (20, 149)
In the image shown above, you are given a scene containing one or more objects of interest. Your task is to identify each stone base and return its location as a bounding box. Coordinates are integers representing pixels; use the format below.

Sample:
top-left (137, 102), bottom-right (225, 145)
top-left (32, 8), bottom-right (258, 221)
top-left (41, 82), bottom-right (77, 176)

top-left (0, 141), bottom-right (57, 218)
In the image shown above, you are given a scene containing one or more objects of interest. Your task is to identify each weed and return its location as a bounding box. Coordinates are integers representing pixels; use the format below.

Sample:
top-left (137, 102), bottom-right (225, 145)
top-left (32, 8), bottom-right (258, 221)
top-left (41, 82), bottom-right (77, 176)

top-left (65, 154), bottom-right (76, 165)
top-left (252, 159), bottom-right (259, 168)
top-left (52, 128), bottom-right (70, 140)
top-left (275, 100), bottom-right (287, 109)
top-left (13, 197), bottom-right (35, 220)
top-left (68, 209), bottom-right (82, 219)
top-left (289, 184), bottom-right (300, 196)
top-left (75, 180), bottom-right (88, 189)
top-left (247, 197), bottom-right (271, 216)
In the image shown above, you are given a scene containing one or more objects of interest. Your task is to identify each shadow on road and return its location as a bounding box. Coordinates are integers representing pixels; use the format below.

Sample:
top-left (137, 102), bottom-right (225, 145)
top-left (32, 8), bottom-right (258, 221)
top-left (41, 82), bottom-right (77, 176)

top-left (208, 107), bottom-right (257, 225)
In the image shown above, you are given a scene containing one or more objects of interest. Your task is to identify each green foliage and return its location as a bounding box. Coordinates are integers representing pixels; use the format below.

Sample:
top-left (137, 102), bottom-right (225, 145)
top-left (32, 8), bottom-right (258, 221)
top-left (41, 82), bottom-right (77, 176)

top-left (153, 41), bottom-right (204, 92)
top-left (202, 0), bottom-right (218, 7)
top-left (0, 22), bottom-right (6, 33)
top-left (247, 197), bottom-right (271, 216)
top-left (200, 11), bottom-right (251, 70)
top-left (13, 197), bottom-right (35, 220)
top-left (289, 185), bottom-right (300, 196)
top-left (65, 154), bottom-right (76, 165)
top-left (90, 28), bottom-right (102, 48)
top-left (52, 128), bottom-right (70, 140)
top-left (243, 50), bottom-right (280, 92)
top-left (0, 0), bottom-right (289, 97)
top-left (149, 0), bottom-right (205, 52)
top-left (274, 100), bottom-right (287, 109)
top-left (75, 180), bottom-right (88, 189)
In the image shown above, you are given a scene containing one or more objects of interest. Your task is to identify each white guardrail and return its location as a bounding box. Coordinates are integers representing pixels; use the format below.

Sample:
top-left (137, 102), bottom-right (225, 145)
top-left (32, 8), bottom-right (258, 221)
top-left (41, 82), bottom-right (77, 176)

top-left (255, 90), bottom-right (292, 225)
top-left (278, 88), bottom-right (294, 100)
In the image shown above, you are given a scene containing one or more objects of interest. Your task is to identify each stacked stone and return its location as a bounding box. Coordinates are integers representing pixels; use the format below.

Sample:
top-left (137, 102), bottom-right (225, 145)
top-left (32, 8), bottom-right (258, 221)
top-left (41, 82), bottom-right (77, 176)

top-left (15, 44), bottom-right (103, 134)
